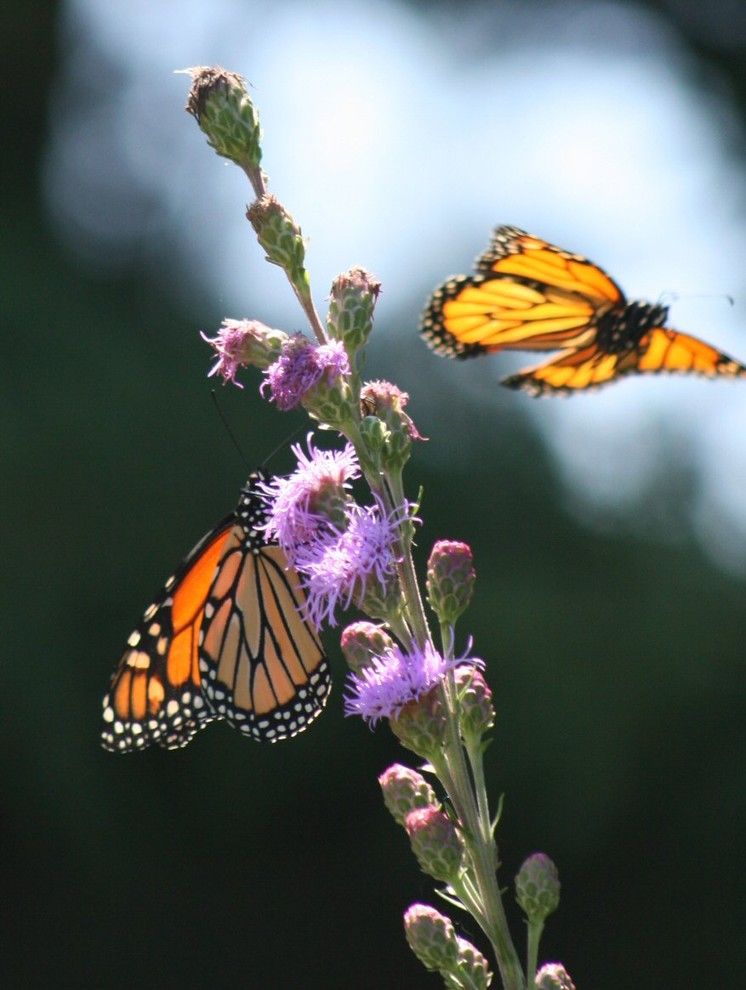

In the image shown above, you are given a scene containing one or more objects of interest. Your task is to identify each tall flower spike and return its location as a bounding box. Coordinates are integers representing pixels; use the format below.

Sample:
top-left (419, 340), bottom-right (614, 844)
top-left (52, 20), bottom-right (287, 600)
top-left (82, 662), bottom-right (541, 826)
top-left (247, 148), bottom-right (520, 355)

top-left (183, 67), bottom-right (263, 183)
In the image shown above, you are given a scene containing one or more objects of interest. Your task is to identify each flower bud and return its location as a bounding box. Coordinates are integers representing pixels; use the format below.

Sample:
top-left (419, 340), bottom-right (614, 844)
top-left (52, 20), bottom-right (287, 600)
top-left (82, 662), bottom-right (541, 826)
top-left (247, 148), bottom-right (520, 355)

top-left (535, 962), bottom-right (576, 990)
top-left (184, 66), bottom-right (262, 173)
top-left (360, 380), bottom-right (425, 473)
top-left (247, 195), bottom-right (309, 293)
top-left (426, 540), bottom-right (475, 626)
top-left (390, 686), bottom-right (448, 760)
top-left (454, 664), bottom-right (495, 744)
top-left (202, 318), bottom-right (288, 385)
top-left (327, 268), bottom-right (381, 354)
top-left (516, 853), bottom-right (560, 924)
top-left (341, 622), bottom-right (395, 674)
top-left (403, 904), bottom-right (459, 973)
top-left (378, 764), bottom-right (439, 826)
top-left (455, 937), bottom-right (492, 990)
top-left (405, 807), bottom-right (464, 883)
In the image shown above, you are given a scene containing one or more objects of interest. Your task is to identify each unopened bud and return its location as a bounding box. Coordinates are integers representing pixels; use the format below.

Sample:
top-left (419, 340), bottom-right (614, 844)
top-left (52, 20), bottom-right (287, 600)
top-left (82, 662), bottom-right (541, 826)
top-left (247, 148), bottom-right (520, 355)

top-left (454, 664), bottom-right (495, 743)
top-left (360, 379), bottom-right (424, 473)
top-left (427, 540), bottom-right (475, 626)
top-left (405, 807), bottom-right (464, 883)
top-left (341, 622), bottom-right (395, 674)
top-left (184, 66), bottom-right (262, 173)
top-left (403, 904), bottom-right (459, 973)
top-left (390, 686), bottom-right (448, 760)
top-left (327, 267), bottom-right (381, 354)
top-left (378, 764), bottom-right (439, 826)
top-left (516, 853), bottom-right (560, 924)
top-left (535, 963), bottom-right (575, 990)
top-left (247, 195), bottom-right (309, 294)
top-left (455, 937), bottom-right (492, 990)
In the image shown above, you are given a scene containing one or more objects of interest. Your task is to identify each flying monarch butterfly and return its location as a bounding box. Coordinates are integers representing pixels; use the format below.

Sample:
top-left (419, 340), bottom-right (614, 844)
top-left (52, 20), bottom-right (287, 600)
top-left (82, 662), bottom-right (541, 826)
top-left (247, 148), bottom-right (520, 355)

top-left (421, 225), bottom-right (746, 395)
top-left (101, 471), bottom-right (331, 752)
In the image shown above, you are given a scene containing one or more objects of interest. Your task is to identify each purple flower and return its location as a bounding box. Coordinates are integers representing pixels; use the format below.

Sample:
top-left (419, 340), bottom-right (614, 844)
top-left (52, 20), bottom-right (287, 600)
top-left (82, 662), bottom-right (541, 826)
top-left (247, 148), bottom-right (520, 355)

top-left (262, 334), bottom-right (350, 410)
top-left (344, 641), bottom-right (474, 725)
top-left (293, 499), bottom-right (407, 628)
top-left (202, 318), bottom-right (285, 386)
top-left (259, 435), bottom-right (360, 554)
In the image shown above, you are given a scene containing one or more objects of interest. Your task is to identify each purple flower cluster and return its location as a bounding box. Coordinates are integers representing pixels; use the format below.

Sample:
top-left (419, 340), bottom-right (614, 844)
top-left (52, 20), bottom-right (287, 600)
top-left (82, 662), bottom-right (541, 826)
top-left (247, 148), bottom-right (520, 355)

top-left (262, 334), bottom-right (349, 410)
top-left (202, 318), bottom-right (272, 387)
top-left (344, 641), bottom-right (468, 725)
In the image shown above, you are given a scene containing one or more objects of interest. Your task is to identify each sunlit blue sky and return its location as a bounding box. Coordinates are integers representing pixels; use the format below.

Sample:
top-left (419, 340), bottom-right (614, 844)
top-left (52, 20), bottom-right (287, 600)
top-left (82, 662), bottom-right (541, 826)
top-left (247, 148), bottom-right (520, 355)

top-left (45, 0), bottom-right (746, 570)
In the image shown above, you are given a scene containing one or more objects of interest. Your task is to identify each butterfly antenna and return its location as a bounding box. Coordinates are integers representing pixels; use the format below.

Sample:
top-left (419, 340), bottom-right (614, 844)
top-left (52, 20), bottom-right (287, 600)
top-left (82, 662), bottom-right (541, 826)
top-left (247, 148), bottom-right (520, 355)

top-left (261, 422), bottom-right (309, 470)
top-left (210, 389), bottom-right (250, 468)
top-left (661, 290), bottom-right (735, 308)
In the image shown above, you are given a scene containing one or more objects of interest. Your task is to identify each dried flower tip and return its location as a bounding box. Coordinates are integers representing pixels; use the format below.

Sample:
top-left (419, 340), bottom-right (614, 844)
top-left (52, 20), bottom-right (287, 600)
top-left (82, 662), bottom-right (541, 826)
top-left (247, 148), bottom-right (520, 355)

top-left (360, 380), bottom-right (424, 441)
top-left (327, 267), bottom-right (381, 353)
top-left (405, 806), bottom-right (464, 884)
top-left (454, 664), bottom-right (494, 744)
top-left (341, 622), bottom-right (395, 674)
top-left (247, 195), bottom-right (309, 292)
top-left (262, 334), bottom-right (350, 415)
top-left (202, 318), bottom-right (288, 386)
top-left (516, 853), bottom-right (561, 924)
top-left (378, 764), bottom-right (439, 826)
top-left (360, 379), bottom-right (425, 474)
top-left (403, 904), bottom-right (459, 974)
top-left (183, 66), bottom-right (262, 173)
top-left (455, 937), bottom-right (493, 990)
top-left (345, 640), bottom-right (455, 731)
top-left (535, 963), bottom-right (576, 990)
top-left (427, 540), bottom-right (475, 626)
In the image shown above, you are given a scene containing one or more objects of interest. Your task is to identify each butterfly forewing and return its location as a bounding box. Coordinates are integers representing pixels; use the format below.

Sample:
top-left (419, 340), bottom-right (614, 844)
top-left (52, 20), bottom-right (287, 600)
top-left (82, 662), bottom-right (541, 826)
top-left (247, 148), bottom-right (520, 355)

top-left (101, 522), bottom-right (232, 752)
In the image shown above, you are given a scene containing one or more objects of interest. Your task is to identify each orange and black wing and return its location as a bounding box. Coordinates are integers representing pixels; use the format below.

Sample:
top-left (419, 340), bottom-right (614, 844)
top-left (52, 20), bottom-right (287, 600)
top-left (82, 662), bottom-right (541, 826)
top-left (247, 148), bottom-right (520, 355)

top-left (101, 520), bottom-right (233, 752)
top-left (199, 529), bottom-right (331, 743)
top-left (503, 328), bottom-right (746, 396)
top-left (421, 226), bottom-right (624, 359)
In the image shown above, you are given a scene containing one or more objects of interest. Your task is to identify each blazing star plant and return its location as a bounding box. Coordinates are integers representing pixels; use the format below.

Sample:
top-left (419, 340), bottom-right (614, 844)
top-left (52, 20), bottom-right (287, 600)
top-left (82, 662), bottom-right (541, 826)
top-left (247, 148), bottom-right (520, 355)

top-left (184, 65), bottom-right (573, 990)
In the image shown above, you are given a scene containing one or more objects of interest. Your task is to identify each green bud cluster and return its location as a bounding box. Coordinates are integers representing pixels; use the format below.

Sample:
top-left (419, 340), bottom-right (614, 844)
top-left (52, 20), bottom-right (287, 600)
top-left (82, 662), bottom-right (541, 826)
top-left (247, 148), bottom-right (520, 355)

top-left (358, 380), bottom-right (423, 474)
top-left (378, 764), bottom-right (439, 826)
top-left (184, 66), bottom-right (262, 172)
top-left (390, 687), bottom-right (448, 760)
top-left (454, 665), bottom-right (495, 745)
top-left (515, 853), bottom-right (560, 924)
top-left (340, 622), bottom-right (395, 674)
top-left (302, 377), bottom-right (356, 431)
top-left (535, 963), bottom-right (575, 989)
top-left (404, 807), bottom-right (464, 883)
top-left (426, 540), bottom-right (475, 626)
top-left (327, 268), bottom-right (381, 355)
top-left (403, 904), bottom-right (459, 973)
top-left (247, 195), bottom-right (309, 295)
top-left (404, 905), bottom-right (493, 989)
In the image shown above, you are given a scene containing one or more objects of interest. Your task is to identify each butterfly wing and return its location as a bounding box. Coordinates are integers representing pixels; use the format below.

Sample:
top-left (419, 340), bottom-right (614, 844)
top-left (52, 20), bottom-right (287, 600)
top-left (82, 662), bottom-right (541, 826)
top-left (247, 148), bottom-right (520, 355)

top-left (421, 226), bottom-right (624, 359)
top-left (199, 479), bottom-right (331, 743)
top-left (503, 328), bottom-right (746, 395)
top-left (102, 520), bottom-right (234, 752)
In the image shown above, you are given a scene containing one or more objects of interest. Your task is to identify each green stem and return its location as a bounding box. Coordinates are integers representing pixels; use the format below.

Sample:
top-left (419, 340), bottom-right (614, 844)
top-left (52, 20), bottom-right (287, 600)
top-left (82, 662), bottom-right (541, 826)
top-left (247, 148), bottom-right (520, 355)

top-left (526, 920), bottom-right (543, 987)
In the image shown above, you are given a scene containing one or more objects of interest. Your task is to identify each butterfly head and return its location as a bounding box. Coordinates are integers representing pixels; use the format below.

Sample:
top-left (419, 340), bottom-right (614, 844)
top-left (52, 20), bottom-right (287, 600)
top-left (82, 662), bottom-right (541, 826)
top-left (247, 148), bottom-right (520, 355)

top-left (597, 299), bottom-right (669, 354)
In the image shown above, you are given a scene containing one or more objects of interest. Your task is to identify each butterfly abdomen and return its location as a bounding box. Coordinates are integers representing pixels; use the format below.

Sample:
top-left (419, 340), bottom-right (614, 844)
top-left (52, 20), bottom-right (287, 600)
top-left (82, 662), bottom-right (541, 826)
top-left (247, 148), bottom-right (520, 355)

top-left (596, 300), bottom-right (669, 355)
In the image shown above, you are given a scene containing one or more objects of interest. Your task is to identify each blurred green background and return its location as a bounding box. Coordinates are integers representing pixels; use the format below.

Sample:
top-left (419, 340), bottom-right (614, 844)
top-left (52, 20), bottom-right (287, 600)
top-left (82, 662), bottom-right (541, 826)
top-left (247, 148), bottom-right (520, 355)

top-left (3, 1), bottom-right (745, 987)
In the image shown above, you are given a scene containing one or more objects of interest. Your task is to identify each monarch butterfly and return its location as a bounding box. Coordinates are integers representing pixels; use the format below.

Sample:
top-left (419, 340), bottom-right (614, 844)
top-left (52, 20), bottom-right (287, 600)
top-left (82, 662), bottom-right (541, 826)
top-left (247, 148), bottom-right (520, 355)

top-left (101, 472), bottom-right (331, 752)
top-left (421, 225), bottom-right (746, 394)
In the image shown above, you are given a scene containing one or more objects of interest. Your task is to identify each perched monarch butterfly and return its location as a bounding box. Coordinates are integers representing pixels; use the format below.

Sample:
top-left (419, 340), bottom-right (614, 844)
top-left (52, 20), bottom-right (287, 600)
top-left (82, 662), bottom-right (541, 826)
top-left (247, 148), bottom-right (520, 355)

top-left (421, 225), bottom-right (746, 395)
top-left (101, 472), bottom-right (331, 752)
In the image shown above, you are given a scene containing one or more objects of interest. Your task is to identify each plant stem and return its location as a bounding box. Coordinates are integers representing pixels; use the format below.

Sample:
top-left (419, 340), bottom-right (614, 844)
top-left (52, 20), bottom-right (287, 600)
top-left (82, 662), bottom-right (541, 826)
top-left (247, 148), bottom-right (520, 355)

top-left (526, 920), bottom-right (543, 987)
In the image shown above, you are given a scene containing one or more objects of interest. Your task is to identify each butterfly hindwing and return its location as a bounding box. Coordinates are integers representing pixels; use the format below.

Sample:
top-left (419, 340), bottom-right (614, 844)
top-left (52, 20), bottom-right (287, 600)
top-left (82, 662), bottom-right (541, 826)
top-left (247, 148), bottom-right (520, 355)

top-left (198, 478), bottom-right (331, 743)
top-left (101, 522), bottom-right (232, 752)
top-left (503, 328), bottom-right (746, 395)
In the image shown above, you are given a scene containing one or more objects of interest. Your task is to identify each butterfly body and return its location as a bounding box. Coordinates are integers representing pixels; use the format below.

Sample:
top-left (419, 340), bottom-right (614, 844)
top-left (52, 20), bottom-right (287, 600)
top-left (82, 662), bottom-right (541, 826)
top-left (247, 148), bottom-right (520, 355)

top-left (421, 225), bottom-right (746, 394)
top-left (102, 472), bottom-right (330, 753)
